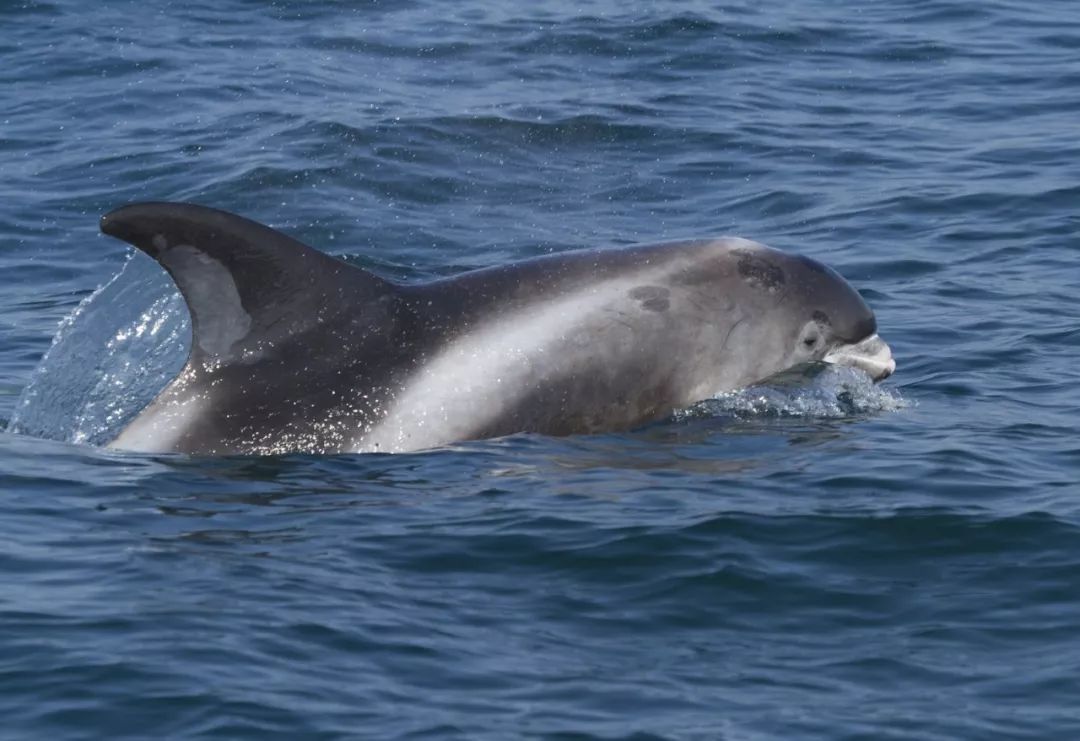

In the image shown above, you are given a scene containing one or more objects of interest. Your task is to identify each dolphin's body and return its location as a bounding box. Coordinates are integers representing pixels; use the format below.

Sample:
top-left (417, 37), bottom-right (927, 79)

top-left (100, 202), bottom-right (894, 455)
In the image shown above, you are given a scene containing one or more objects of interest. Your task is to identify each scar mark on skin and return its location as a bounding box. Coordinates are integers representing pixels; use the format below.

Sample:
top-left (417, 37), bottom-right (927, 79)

top-left (720, 316), bottom-right (747, 354)
top-left (735, 249), bottom-right (785, 292)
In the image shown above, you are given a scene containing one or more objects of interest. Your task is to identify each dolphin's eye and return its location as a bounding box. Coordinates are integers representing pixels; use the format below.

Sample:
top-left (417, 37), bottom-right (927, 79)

top-left (803, 336), bottom-right (817, 348)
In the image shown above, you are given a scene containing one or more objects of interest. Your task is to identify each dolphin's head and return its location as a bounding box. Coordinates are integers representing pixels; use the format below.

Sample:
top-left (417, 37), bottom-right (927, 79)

top-left (775, 251), bottom-right (894, 381)
top-left (718, 242), bottom-right (895, 384)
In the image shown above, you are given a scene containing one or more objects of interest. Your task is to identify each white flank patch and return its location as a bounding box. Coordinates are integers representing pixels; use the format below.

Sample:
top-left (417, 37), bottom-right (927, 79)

top-left (107, 381), bottom-right (207, 452)
top-left (358, 269), bottom-right (675, 453)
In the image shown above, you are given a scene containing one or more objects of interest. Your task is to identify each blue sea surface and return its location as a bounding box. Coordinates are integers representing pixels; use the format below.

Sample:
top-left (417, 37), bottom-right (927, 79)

top-left (3, 0), bottom-right (1080, 738)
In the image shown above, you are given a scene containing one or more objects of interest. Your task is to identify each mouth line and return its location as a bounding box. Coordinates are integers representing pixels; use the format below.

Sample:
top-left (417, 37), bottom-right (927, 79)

top-left (823, 333), bottom-right (895, 382)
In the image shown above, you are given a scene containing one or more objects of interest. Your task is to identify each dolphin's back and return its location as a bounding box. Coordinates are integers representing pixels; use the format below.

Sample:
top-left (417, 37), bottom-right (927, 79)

top-left (102, 203), bottom-right (409, 454)
top-left (100, 202), bottom-right (396, 365)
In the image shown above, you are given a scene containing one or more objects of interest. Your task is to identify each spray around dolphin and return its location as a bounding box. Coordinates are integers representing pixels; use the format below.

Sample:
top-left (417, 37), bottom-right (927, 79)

top-left (99, 202), bottom-right (894, 455)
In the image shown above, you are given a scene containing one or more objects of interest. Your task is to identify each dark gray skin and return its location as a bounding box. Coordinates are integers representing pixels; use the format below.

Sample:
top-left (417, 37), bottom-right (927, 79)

top-left (100, 202), bottom-right (893, 455)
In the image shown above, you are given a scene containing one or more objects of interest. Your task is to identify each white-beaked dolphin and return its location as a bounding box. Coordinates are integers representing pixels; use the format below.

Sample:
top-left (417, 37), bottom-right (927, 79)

top-left (100, 202), bottom-right (894, 455)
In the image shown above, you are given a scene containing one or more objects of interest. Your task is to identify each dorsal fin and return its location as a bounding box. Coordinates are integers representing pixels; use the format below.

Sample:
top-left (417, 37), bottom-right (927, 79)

top-left (100, 202), bottom-right (394, 363)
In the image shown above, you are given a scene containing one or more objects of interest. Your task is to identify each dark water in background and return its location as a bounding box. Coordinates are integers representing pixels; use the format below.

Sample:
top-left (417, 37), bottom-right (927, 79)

top-left (3, 0), bottom-right (1080, 737)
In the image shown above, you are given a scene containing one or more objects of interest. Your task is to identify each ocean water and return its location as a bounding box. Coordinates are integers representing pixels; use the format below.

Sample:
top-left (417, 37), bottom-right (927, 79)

top-left (3, 0), bottom-right (1080, 738)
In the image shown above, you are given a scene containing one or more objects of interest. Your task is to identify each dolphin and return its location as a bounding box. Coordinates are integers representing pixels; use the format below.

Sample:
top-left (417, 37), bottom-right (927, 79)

top-left (99, 202), bottom-right (895, 455)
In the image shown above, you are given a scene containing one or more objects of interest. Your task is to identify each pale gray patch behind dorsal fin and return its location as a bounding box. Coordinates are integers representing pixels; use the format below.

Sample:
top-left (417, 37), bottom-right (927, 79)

top-left (100, 202), bottom-right (396, 365)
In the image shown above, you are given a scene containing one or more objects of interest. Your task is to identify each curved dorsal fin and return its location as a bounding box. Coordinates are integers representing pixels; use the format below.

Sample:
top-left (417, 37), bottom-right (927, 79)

top-left (100, 202), bottom-right (393, 363)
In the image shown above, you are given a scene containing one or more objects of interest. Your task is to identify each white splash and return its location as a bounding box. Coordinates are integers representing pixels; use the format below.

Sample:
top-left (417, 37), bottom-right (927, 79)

top-left (678, 364), bottom-right (909, 421)
top-left (9, 254), bottom-right (190, 446)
